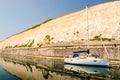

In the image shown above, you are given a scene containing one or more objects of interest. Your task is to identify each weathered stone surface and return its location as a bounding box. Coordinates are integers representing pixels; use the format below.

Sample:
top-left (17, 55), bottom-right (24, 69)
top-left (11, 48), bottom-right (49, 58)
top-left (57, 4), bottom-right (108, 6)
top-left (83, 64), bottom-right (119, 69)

top-left (0, 1), bottom-right (120, 48)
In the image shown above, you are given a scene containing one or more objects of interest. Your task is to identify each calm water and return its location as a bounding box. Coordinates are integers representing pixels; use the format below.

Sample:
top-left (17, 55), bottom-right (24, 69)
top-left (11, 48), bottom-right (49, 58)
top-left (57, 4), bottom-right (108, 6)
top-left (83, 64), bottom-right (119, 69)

top-left (0, 54), bottom-right (120, 80)
top-left (0, 67), bottom-right (20, 80)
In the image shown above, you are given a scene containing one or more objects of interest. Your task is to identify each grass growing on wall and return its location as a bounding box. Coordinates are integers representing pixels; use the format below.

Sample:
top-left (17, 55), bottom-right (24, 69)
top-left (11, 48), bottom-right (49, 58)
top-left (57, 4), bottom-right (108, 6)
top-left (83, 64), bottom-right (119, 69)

top-left (37, 43), bottom-right (43, 47)
top-left (30, 19), bottom-right (53, 29)
top-left (6, 19), bottom-right (54, 39)
top-left (5, 40), bottom-right (35, 48)
top-left (90, 34), bottom-right (115, 41)
top-left (27, 40), bottom-right (34, 47)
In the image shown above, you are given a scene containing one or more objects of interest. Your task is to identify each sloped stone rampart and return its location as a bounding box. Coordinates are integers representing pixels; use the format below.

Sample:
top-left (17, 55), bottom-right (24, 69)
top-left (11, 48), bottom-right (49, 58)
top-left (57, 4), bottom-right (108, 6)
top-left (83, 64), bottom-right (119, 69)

top-left (0, 1), bottom-right (120, 48)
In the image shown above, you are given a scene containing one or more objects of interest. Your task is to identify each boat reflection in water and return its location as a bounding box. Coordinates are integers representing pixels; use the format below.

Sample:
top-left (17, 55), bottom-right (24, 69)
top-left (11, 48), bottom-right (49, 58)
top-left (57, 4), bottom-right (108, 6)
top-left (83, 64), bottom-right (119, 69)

top-left (64, 64), bottom-right (110, 74)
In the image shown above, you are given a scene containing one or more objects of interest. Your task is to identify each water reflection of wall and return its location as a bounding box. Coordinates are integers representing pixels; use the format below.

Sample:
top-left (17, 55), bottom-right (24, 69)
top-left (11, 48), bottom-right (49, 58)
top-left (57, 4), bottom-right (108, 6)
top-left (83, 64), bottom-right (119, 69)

top-left (0, 55), bottom-right (80, 80)
top-left (0, 55), bottom-right (120, 80)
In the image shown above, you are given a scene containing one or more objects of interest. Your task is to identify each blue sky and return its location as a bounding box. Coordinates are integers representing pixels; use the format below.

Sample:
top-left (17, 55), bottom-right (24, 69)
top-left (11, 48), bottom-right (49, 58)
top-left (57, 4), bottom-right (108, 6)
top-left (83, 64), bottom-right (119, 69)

top-left (0, 0), bottom-right (113, 41)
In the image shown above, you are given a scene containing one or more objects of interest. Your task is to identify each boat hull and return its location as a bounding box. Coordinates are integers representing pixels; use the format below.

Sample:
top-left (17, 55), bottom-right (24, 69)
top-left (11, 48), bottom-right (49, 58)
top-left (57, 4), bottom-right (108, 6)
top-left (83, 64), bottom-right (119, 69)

top-left (64, 57), bottom-right (110, 67)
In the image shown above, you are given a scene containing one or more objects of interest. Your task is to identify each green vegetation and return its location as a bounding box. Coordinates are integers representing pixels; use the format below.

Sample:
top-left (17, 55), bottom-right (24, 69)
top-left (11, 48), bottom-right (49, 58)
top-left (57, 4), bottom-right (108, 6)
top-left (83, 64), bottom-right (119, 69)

top-left (73, 31), bottom-right (79, 37)
top-left (81, 39), bottom-right (84, 41)
top-left (27, 40), bottom-right (34, 47)
top-left (90, 34), bottom-right (115, 41)
top-left (66, 33), bottom-right (69, 35)
top-left (44, 35), bottom-right (54, 44)
top-left (25, 40), bottom-right (31, 47)
top-left (74, 31), bottom-right (79, 35)
top-left (37, 43), bottom-right (43, 47)
top-left (9, 18), bottom-right (53, 38)
top-left (30, 19), bottom-right (53, 29)
top-left (71, 41), bottom-right (75, 43)
top-left (5, 40), bottom-right (35, 49)
top-left (76, 31), bottom-right (79, 34)
top-left (5, 46), bottom-right (12, 48)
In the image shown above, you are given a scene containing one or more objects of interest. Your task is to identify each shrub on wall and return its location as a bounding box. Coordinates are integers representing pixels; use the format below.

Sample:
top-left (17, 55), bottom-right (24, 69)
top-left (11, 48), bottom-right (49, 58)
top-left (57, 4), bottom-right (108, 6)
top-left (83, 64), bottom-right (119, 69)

top-left (44, 35), bottom-right (54, 44)
top-left (37, 43), bottom-right (43, 47)
top-left (28, 40), bottom-right (34, 47)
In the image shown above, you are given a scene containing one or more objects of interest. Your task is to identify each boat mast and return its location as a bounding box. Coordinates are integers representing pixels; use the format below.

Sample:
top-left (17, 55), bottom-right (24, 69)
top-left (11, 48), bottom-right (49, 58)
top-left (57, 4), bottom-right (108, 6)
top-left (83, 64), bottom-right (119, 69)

top-left (86, 6), bottom-right (90, 54)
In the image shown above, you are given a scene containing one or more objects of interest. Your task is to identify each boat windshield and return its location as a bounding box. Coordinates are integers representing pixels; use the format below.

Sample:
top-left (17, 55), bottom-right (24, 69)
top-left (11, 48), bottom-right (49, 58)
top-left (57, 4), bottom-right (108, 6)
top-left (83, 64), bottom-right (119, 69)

top-left (72, 49), bottom-right (90, 58)
top-left (89, 54), bottom-right (99, 58)
top-left (73, 53), bottom-right (79, 58)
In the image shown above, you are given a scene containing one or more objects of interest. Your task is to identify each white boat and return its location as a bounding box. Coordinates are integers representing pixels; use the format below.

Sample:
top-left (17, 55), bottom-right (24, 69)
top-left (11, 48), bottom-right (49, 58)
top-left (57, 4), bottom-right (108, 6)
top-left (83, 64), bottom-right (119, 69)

top-left (64, 6), bottom-right (110, 67)
top-left (64, 50), bottom-right (110, 67)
